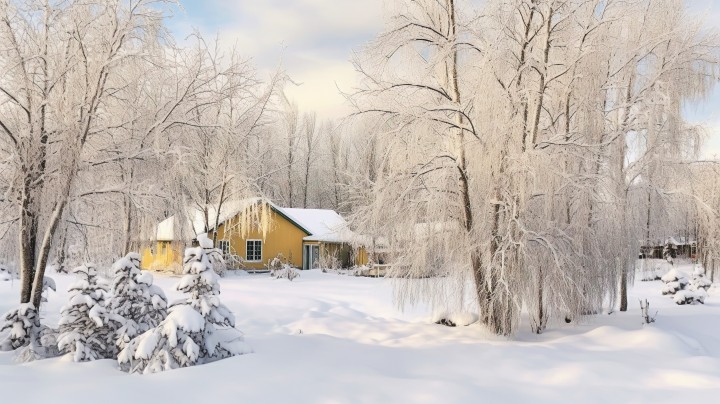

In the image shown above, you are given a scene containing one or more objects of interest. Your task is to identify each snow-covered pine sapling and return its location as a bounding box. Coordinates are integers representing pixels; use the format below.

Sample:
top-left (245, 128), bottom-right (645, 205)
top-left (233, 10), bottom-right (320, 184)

top-left (0, 272), bottom-right (60, 360)
top-left (688, 268), bottom-right (712, 293)
top-left (660, 268), bottom-right (709, 305)
top-left (672, 289), bottom-right (707, 305)
top-left (118, 247), bottom-right (249, 374)
top-left (197, 233), bottom-right (227, 277)
top-left (0, 304), bottom-right (41, 352)
top-left (108, 253), bottom-right (168, 357)
top-left (57, 265), bottom-right (118, 361)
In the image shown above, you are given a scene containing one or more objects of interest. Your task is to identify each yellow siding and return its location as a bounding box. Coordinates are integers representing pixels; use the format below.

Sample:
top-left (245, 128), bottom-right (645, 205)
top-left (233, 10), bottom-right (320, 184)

top-left (142, 206), bottom-right (367, 271)
top-left (209, 210), bottom-right (308, 270)
top-left (310, 242), bottom-right (369, 268)
top-left (356, 246), bottom-right (369, 266)
top-left (141, 241), bottom-right (182, 271)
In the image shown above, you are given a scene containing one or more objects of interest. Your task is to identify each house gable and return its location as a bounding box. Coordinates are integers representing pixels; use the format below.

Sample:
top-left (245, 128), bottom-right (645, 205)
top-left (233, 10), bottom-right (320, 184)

top-left (210, 207), bottom-right (309, 269)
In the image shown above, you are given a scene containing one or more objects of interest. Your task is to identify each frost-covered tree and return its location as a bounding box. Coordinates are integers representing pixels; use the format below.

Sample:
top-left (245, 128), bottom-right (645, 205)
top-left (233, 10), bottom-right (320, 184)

top-left (692, 163), bottom-right (720, 283)
top-left (108, 253), bottom-right (168, 355)
top-left (118, 247), bottom-right (249, 373)
top-left (0, 0), bottom-right (174, 309)
top-left (57, 265), bottom-right (117, 361)
top-left (350, 0), bottom-right (719, 335)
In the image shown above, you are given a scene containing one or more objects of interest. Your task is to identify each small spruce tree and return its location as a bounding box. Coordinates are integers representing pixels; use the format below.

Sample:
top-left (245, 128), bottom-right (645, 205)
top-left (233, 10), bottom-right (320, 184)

top-left (108, 253), bottom-right (168, 358)
top-left (0, 304), bottom-right (41, 352)
top-left (118, 247), bottom-right (249, 373)
top-left (1, 277), bottom-right (59, 361)
top-left (57, 265), bottom-right (118, 361)
top-left (197, 233), bottom-right (227, 276)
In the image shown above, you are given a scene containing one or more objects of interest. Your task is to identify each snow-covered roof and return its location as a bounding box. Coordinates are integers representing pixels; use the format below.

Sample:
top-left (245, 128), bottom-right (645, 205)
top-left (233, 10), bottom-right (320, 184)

top-left (665, 237), bottom-right (696, 246)
top-left (154, 198), bottom-right (269, 242)
top-left (152, 198), bottom-right (359, 244)
top-left (279, 208), bottom-right (354, 243)
top-left (156, 216), bottom-right (175, 241)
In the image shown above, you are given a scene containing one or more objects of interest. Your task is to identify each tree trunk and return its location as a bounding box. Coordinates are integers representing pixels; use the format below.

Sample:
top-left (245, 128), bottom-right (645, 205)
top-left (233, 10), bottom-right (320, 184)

top-left (122, 193), bottom-right (133, 255)
top-left (618, 76), bottom-right (634, 313)
top-left (31, 199), bottom-right (67, 308)
top-left (18, 187), bottom-right (38, 304)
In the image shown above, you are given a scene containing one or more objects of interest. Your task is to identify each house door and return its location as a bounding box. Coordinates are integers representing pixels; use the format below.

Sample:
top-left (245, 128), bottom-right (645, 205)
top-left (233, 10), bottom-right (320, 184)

top-left (303, 245), bottom-right (320, 270)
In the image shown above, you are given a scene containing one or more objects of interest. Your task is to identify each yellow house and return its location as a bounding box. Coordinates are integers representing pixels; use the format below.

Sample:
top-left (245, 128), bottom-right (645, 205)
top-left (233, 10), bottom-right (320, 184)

top-left (141, 199), bottom-right (368, 271)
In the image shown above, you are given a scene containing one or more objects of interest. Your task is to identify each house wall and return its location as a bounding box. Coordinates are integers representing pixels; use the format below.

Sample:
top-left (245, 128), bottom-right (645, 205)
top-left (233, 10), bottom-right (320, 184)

top-left (141, 240), bottom-right (183, 271)
top-left (356, 246), bottom-right (369, 266)
top-left (309, 242), bottom-right (369, 268)
top-left (209, 210), bottom-right (308, 270)
top-left (141, 208), bottom-right (369, 271)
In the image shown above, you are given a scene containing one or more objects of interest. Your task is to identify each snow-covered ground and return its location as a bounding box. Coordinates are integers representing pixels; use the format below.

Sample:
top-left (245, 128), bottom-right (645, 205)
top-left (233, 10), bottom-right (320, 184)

top-left (1, 263), bottom-right (719, 403)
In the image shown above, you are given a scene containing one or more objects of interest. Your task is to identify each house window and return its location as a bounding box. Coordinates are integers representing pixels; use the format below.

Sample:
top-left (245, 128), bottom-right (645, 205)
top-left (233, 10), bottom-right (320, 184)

top-left (160, 242), bottom-right (167, 255)
top-left (218, 240), bottom-right (230, 255)
top-left (246, 240), bottom-right (262, 262)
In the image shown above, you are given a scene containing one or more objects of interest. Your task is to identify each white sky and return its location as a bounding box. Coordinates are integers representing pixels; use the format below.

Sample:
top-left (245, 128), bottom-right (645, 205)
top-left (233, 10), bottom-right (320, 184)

top-left (168, 0), bottom-right (383, 119)
top-left (169, 0), bottom-right (720, 158)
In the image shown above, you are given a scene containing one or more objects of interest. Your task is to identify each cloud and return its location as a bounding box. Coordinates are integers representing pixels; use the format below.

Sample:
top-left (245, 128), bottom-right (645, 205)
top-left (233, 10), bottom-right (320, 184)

top-left (169, 0), bottom-right (720, 127)
top-left (167, 0), bottom-right (382, 119)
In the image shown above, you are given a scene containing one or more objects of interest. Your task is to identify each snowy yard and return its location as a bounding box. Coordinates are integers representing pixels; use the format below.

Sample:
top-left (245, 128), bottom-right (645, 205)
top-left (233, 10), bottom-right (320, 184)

top-left (1, 264), bottom-right (719, 403)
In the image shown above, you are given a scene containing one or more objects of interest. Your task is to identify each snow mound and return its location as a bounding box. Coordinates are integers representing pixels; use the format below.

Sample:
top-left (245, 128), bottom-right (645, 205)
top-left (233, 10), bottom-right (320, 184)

top-left (661, 269), bottom-right (687, 284)
top-left (433, 311), bottom-right (478, 327)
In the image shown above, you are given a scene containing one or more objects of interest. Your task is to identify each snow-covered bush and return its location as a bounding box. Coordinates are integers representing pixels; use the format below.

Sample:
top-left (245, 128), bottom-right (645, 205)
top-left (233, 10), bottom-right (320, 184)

top-left (1, 304), bottom-right (40, 351)
top-left (661, 281), bottom-right (684, 295)
top-left (349, 265), bottom-right (386, 277)
top-left (267, 254), bottom-right (299, 280)
top-left (350, 265), bottom-right (371, 277)
top-left (57, 265), bottom-right (118, 361)
top-left (660, 267), bottom-right (708, 304)
top-left (660, 269), bottom-right (686, 284)
top-left (660, 269), bottom-right (688, 295)
top-left (118, 247), bottom-right (249, 374)
top-left (318, 253), bottom-right (341, 272)
top-left (673, 289), bottom-right (707, 305)
top-left (433, 311), bottom-right (478, 327)
top-left (0, 303), bottom-right (60, 361)
top-left (268, 254), bottom-right (284, 271)
top-left (108, 253), bottom-right (168, 356)
top-left (688, 268), bottom-right (712, 292)
top-left (0, 272), bottom-right (59, 360)
top-left (271, 263), bottom-right (300, 281)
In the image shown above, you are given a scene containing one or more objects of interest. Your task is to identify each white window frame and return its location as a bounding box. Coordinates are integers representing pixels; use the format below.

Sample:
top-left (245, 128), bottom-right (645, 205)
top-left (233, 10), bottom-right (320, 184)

top-left (246, 239), bottom-right (262, 262)
top-left (218, 240), bottom-right (230, 255)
